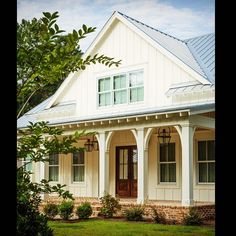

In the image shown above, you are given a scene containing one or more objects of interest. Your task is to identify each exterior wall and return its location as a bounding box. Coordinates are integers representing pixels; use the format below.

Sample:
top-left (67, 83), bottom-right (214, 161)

top-left (48, 19), bottom-right (212, 122)
top-left (148, 131), bottom-right (182, 201)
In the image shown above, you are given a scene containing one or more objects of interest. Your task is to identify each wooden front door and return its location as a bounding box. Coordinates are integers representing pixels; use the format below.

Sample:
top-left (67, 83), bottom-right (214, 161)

top-left (116, 146), bottom-right (137, 198)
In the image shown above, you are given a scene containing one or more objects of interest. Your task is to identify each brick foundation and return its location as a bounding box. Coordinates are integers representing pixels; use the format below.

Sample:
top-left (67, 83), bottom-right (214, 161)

top-left (40, 196), bottom-right (215, 224)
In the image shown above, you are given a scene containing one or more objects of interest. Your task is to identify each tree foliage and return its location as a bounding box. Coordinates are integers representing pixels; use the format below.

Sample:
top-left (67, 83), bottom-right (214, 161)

top-left (17, 11), bottom-right (121, 117)
top-left (17, 122), bottom-right (87, 235)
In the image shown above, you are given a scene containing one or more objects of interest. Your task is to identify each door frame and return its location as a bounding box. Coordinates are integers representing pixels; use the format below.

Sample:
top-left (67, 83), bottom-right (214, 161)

top-left (115, 145), bottom-right (137, 198)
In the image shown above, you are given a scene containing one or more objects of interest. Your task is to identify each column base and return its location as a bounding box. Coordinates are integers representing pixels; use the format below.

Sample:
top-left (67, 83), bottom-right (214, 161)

top-left (181, 199), bottom-right (194, 206)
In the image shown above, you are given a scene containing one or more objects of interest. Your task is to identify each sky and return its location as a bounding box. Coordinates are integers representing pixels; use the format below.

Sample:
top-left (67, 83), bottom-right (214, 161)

top-left (17, 0), bottom-right (215, 52)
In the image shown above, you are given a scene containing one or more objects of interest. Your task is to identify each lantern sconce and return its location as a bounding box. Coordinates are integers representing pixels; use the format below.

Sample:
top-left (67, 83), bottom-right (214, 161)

top-left (84, 136), bottom-right (99, 152)
top-left (157, 127), bottom-right (171, 145)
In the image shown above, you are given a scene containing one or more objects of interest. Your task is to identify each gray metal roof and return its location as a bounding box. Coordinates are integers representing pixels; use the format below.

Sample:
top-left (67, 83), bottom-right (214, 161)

top-left (118, 12), bottom-right (214, 83)
top-left (185, 34), bottom-right (215, 83)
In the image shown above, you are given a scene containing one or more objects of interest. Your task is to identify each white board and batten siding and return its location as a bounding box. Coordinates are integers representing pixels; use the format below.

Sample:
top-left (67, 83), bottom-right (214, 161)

top-left (57, 19), bottom-right (206, 120)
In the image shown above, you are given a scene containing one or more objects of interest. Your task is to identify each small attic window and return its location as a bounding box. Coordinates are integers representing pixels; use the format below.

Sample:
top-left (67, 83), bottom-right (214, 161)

top-left (97, 70), bottom-right (144, 107)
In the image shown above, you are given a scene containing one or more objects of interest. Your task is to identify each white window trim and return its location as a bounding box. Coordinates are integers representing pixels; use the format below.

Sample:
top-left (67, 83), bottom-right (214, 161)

top-left (48, 154), bottom-right (59, 182)
top-left (196, 139), bottom-right (215, 185)
top-left (159, 142), bottom-right (177, 184)
top-left (97, 69), bottom-right (144, 108)
top-left (72, 152), bottom-right (85, 183)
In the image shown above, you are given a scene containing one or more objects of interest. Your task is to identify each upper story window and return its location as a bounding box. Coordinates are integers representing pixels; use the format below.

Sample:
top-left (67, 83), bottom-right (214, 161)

top-left (49, 153), bottom-right (59, 182)
top-left (98, 70), bottom-right (144, 107)
top-left (198, 140), bottom-right (215, 183)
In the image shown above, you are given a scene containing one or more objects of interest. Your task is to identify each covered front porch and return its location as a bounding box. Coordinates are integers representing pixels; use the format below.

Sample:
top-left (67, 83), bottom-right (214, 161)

top-left (40, 107), bottom-right (215, 208)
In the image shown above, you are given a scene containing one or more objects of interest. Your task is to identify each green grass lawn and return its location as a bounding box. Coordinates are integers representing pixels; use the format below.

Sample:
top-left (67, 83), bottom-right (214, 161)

top-left (48, 219), bottom-right (215, 236)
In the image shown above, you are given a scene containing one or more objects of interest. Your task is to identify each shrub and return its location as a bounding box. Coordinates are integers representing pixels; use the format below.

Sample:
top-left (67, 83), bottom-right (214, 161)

top-left (183, 208), bottom-right (203, 225)
top-left (151, 207), bottom-right (166, 224)
top-left (99, 193), bottom-right (121, 218)
top-left (76, 202), bottom-right (93, 219)
top-left (58, 201), bottom-right (74, 220)
top-left (124, 207), bottom-right (145, 221)
top-left (43, 203), bottom-right (58, 219)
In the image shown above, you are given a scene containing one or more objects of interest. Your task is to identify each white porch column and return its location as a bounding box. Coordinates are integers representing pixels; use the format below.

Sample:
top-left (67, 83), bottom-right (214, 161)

top-left (136, 128), bottom-right (148, 204)
top-left (39, 161), bottom-right (46, 200)
top-left (181, 124), bottom-right (194, 206)
top-left (98, 132), bottom-right (109, 197)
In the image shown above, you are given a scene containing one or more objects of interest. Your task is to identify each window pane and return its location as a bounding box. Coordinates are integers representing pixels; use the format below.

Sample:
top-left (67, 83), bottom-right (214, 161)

top-left (207, 141), bottom-right (215, 160)
top-left (137, 87), bottom-right (144, 101)
top-left (49, 166), bottom-right (58, 181)
top-left (25, 162), bottom-right (32, 172)
top-left (130, 88), bottom-right (137, 102)
top-left (49, 154), bottom-right (58, 165)
top-left (168, 143), bottom-right (175, 162)
top-left (99, 78), bottom-right (110, 92)
top-left (198, 141), bottom-right (206, 161)
top-left (208, 163), bottom-right (215, 182)
top-left (160, 164), bottom-right (168, 182)
top-left (73, 166), bottom-right (84, 182)
top-left (123, 164), bottom-right (128, 179)
top-left (99, 93), bottom-right (111, 106)
top-left (73, 152), bottom-right (84, 164)
top-left (123, 149), bottom-right (128, 164)
top-left (169, 163), bottom-right (176, 182)
top-left (114, 90), bottom-right (127, 104)
top-left (130, 87), bottom-right (144, 102)
top-left (160, 144), bottom-right (167, 162)
top-left (199, 163), bottom-right (207, 182)
top-left (114, 74), bottom-right (126, 89)
top-left (129, 71), bottom-right (143, 87)
top-left (119, 164), bottom-right (124, 179)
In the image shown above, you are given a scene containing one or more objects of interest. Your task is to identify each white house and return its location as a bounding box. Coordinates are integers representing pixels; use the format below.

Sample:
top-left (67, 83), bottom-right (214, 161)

top-left (17, 11), bottom-right (215, 208)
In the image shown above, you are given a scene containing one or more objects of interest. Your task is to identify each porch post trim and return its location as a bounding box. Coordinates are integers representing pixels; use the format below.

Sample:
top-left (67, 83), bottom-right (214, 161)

top-left (180, 124), bottom-right (195, 206)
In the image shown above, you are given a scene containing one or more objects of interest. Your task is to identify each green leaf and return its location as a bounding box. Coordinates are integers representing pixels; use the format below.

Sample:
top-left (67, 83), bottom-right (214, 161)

top-left (55, 24), bottom-right (59, 32)
top-left (43, 12), bottom-right (51, 19)
top-left (51, 11), bottom-right (59, 19)
top-left (82, 24), bottom-right (87, 32)
top-left (41, 17), bottom-right (48, 25)
top-left (78, 29), bottom-right (82, 36)
top-left (73, 30), bottom-right (78, 40)
top-left (48, 19), bottom-right (56, 28)
top-left (49, 28), bottom-right (55, 35)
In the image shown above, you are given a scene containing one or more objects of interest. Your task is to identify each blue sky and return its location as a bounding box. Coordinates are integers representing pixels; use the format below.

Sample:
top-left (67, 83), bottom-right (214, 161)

top-left (17, 0), bottom-right (215, 51)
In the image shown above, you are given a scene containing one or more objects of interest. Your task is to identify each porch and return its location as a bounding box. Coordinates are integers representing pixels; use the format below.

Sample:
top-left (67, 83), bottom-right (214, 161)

top-left (38, 108), bottom-right (215, 208)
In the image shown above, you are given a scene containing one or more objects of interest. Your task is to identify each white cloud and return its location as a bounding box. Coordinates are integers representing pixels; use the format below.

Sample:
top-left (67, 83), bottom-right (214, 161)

top-left (17, 0), bottom-right (214, 50)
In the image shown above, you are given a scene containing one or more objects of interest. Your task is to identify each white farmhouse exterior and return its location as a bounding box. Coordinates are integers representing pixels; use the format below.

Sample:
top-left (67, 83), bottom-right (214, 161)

top-left (17, 11), bottom-right (215, 207)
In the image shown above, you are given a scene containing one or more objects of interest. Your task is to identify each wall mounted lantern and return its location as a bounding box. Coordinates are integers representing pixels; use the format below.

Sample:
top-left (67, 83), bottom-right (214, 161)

top-left (84, 136), bottom-right (99, 152)
top-left (157, 127), bottom-right (171, 145)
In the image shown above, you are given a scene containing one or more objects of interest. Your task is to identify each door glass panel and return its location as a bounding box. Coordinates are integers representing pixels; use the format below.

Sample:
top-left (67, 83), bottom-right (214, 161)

top-left (119, 149), bottom-right (128, 179)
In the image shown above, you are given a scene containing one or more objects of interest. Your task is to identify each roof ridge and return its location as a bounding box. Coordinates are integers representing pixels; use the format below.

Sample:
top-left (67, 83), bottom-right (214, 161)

top-left (117, 11), bottom-right (185, 43)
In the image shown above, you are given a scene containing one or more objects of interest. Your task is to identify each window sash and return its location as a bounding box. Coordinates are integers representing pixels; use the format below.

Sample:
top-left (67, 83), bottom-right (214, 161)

top-left (197, 140), bottom-right (215, 183)
top-left (98, 70), bottom-right (144, 107)
top-left (72, 152), bottom-right (85, 182)
top-left (49, 154), bottom-right (59, 181)
top-left (159, 143), bottom-right (176, 183)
